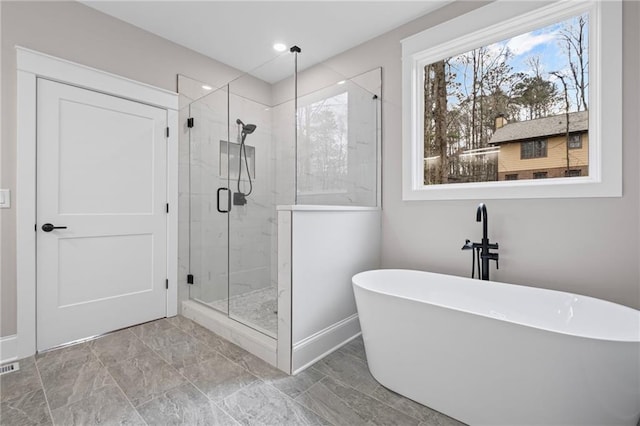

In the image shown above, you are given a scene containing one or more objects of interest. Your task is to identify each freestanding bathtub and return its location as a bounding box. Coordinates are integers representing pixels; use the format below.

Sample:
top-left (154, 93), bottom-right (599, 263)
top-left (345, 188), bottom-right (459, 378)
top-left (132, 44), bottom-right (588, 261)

top-left (352, 269), bottom-right (640, 426)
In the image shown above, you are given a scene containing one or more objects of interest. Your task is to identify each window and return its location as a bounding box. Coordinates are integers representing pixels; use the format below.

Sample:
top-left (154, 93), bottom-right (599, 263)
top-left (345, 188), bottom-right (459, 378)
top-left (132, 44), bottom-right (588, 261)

top-left (401, 1), bottom-right (622, 200)
top-left (422, 13), bottom-right (588, 185)
top-left (533, 172), bottom-right (548, 179)
top-left (505, 174), bottom-right (518, 181)
top-left (565, 169), bottom-right (582, 177)
top-left (568, 133), bottom-right (582, 149)
top-left (521, 140), bottom-right (547, 159)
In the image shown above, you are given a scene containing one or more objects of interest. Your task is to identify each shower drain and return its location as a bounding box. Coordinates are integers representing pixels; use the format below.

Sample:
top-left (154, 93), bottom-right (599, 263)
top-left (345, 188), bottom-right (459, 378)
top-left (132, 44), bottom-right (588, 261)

top-left (0, 362), bottom-right (20, 375)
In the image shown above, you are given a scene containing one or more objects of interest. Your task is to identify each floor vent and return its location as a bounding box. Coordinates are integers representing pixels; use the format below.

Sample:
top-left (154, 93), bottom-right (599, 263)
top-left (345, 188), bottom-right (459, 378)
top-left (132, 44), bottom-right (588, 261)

top-left (0, 362), bottom-right (20, 375)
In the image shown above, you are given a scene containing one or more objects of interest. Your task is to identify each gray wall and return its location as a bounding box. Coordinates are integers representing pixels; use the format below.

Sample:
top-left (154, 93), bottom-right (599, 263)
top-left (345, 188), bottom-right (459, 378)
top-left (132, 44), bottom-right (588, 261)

top-left (310, 0), bottom-right (640, 309)
top-left (0, 1), bottom-right (244, 337)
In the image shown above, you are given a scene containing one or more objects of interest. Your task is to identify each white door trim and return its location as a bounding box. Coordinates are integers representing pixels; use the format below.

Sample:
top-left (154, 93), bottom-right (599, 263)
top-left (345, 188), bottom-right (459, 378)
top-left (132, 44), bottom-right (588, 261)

top-left (16, 47), bottom-right (179, 359)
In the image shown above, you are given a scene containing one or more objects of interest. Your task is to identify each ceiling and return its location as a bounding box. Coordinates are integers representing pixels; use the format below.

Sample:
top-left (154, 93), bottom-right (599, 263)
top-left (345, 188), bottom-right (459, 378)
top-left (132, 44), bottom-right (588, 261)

top-left (81, 1), bottom-right (449, 83)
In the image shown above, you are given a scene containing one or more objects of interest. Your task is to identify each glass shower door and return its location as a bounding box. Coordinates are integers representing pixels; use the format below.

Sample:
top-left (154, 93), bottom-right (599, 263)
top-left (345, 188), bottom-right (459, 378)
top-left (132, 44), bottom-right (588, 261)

top-left (188, 86), bottom-right (230, 313)
top-left (226, 86), bottom-right (278, 338)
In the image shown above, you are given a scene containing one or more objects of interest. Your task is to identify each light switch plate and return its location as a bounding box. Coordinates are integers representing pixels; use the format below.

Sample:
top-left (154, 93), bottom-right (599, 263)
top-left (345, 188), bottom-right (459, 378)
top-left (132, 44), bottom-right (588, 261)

top-left (0, 189), bottom-right (11, 208)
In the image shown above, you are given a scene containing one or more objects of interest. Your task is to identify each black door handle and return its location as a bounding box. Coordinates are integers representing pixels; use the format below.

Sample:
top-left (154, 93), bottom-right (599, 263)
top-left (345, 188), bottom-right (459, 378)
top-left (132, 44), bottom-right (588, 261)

top-left (216, 187), bottom-right (231, 213)
top-left (42, 223), bottom-right (67, 232)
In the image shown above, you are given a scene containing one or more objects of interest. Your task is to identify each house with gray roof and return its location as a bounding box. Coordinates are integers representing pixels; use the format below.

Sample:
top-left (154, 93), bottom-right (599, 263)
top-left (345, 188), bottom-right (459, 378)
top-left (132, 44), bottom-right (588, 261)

top-left (489, 111), bottom-right (589, 181)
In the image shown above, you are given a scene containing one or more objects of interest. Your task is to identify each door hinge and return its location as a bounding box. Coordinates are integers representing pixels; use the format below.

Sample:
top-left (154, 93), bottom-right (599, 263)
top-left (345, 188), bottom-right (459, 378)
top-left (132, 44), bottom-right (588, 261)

top-left (187, 274), bottom-right (194, 284)
top-left (187, 117), bottom-right (194, 128)
top-left (166, 279), bottom-right (169, 289)
top-left (166, 127), bottom-right (170, 138)
top-left (35, 224), bottom-right (37, 232)
top-left (166, 203), bottom-right (169, 213)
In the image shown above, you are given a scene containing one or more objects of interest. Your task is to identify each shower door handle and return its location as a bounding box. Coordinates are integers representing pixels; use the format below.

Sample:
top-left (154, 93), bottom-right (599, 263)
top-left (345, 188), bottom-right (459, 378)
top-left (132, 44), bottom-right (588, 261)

top-left (217, 187), bottom-right (231, 213)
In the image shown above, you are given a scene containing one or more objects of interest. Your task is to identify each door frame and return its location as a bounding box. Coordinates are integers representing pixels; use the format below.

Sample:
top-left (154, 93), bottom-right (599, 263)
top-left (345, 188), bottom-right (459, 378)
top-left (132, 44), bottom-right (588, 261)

top-left (16, 47), bottom-right (179, 359)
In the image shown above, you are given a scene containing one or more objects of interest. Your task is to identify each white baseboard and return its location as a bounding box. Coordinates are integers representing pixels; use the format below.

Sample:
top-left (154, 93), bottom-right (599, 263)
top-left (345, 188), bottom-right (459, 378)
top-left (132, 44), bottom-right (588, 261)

top-left (181, 300), bottom-right (277, 367)
top-left (292, 314), bottom-right (361, 374)
top-left (0, 335), bottom-right (18, 364)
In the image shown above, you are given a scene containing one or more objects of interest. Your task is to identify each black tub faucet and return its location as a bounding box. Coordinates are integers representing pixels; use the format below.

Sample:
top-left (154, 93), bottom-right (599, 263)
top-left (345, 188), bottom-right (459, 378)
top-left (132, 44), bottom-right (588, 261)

top-left (463, 203), bottom-right (499, 280)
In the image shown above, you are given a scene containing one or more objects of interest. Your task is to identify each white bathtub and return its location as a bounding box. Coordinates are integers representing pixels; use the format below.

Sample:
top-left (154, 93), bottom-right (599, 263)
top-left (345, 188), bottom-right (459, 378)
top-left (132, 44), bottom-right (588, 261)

top-left (352, 269), bottom-right (640, 426)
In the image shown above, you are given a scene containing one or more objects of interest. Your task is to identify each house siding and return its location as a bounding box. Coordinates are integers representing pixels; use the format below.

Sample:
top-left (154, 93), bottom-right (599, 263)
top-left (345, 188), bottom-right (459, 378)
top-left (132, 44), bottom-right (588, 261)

top-left (497, 133), bottom-right (589, 178)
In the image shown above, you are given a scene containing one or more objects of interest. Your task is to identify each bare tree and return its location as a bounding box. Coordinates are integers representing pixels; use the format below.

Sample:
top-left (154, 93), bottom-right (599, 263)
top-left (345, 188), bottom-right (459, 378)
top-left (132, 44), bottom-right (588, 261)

top-left (433, 60), bottom-right (448, 183)
top-left (560, 14), bottom-right (588, 111)
top-left (551, 72), bottom-right (571, 174)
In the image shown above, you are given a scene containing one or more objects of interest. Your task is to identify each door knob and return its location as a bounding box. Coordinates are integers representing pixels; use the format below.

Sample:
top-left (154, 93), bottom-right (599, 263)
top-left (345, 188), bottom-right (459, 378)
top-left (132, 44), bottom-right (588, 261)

top-left (42, 223), bottom-right (67, 232)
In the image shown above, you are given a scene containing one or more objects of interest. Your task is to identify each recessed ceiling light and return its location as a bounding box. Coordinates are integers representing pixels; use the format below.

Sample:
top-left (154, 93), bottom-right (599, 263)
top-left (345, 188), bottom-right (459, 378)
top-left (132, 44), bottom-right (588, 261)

top-left (202, 85), bottom-right (212, 90)
top-left (273, 43), bottom-right (287, 52)
top-left (337, 80), bottom-right (346, 85)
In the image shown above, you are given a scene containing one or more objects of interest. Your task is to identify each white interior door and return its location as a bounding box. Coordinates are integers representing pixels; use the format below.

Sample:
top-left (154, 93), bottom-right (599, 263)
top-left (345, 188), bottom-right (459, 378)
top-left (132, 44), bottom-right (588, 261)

top-left (36, 78), bottom-right (168, 351)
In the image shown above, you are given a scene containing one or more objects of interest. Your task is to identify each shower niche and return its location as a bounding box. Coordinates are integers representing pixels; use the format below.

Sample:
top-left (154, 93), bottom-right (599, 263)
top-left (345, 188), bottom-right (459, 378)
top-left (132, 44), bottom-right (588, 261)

top-left (178, 53), bottom-right (381, 374)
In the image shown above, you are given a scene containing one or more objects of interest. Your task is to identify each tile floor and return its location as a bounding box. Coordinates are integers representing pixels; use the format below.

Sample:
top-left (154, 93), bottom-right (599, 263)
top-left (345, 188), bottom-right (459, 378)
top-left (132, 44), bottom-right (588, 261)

top-left (0, 315), bottom-right (465, 425)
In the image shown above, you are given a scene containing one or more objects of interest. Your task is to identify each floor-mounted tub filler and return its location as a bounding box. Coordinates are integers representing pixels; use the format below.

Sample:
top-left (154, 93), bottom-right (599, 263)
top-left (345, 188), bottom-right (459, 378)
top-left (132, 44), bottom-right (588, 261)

top-left (352, 269), bottom-right (640, 426)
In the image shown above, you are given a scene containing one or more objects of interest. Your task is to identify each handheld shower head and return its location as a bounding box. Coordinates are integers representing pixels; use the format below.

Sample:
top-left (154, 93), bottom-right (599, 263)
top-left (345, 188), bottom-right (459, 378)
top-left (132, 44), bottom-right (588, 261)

top-left (236, 118), bottom-right (257, 135)
top-left (461, 239), bottom-right (474, 250)
top-left (242, 124), bottom-right (257, 134)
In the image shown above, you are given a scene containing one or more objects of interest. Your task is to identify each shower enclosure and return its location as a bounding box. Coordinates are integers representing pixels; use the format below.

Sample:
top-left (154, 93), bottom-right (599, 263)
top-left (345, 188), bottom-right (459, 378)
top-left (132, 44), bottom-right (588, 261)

top-left (179, 50), bottom-right (381, 372)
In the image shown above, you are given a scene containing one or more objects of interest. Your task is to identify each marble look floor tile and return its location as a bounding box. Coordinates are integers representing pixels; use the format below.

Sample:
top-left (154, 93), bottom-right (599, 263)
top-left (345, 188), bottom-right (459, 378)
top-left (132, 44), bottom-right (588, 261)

top-left (295, 380), bottom-right (369, 425)
top-left (35, 343), bottom-right (94, 373)
top-left (0, 357), bottom-right (42, 403)
top-left (39, 357), bottom-right (113, 411)
top-left (176, 320), bottom-right (220, 342)
top-left (107, 351), bottom-right (186, 407)
top-left (220, 349), bottom-right (280, 380)
top-left (338, 337), bottom-right (366, 361)
top-left (306, 376), bottom-right (421, 426)
top-left (136, 383), bottom-right (239, 426)
top-left (312, 348), bottom-right (380, 395)
top-left (371, 384), bottom-right (465, 425)
top-left (221, 381), bottom-right (329, 426)
top-left (165, 315), bottom-right (199, 333)
top-left (187, 327), bottom-right (249, 362)
top-left (89, 330), bottom-right (151, 365)
top-left (129, 318), bottom-right (174, 338)
top-left (50, 384), bottom-right (144, 426)
top-left (154, 337), bottom-right (219, 372)
top-left (130, 321), bottom-right (193, 351)
top-left (0, 389), bottom-right (52, 426)
top-left (264, 367), bottom-right (326, 400)
top-left (180, 352), bottom-right (258, 403)
top-left (419, 416), bottom-right (468, 426)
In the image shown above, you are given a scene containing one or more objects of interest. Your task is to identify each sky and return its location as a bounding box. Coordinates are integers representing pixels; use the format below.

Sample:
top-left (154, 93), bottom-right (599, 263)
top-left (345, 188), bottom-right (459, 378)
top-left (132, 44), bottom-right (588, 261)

top-left (444, 13), bottom-right (589, 115)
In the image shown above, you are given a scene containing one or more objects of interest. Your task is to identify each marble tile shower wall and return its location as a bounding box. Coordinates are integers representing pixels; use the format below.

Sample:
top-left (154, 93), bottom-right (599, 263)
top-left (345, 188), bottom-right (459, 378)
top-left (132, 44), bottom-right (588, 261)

top-left (228, 93), bottom-right (276, 300)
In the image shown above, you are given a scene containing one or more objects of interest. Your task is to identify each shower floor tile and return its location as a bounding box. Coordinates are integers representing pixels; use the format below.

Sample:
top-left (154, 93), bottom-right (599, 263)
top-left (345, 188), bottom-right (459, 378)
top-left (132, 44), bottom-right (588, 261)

top-left (0, 316), bottom-right (466, 426)
top-left (207, 286), bottom-right (278, 337)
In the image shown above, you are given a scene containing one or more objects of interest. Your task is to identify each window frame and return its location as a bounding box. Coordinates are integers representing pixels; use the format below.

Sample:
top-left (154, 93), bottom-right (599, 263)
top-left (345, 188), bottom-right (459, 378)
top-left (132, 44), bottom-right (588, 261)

top-left (568, 133), bottom-right (583, 149)
top-left (401, 0), bottom-right (622, 200)
top-left (521, 140), bottom-right (548, 160)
